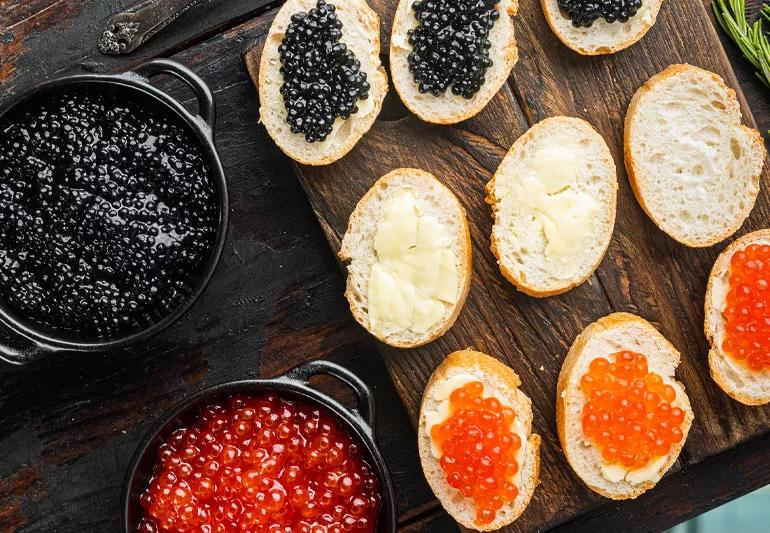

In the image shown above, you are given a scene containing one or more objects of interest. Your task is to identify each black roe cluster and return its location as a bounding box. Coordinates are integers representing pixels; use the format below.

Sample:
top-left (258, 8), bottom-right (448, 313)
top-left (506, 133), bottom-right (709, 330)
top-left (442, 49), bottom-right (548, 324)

top-left (278, 0), bottom-right (370, 143)
top-left (557, 0), bottom-right (642, 27)
top-left (407, 0), bottom-right (500, 99)
top-left (0, 89), bottom-right (218, 339)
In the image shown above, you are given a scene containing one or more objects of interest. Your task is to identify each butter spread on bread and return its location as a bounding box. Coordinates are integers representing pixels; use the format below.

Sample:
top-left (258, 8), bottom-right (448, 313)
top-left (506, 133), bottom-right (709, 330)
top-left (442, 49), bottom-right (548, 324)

top-left (339, 169), bottom-right (472, 348)
top-left (367, 190), bottom-right (459, 337)
top-left (486, 116), bottom-right (617, 297)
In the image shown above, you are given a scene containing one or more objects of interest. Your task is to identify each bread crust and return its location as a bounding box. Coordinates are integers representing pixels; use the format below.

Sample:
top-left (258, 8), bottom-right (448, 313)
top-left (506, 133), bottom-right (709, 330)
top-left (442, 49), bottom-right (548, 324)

top-left (541, 0), bottom-right (663, 55)
top-left (419, 350), bottom-right (541, 530)
top-left (485, 116), bottom-right (617, 297)
top-left (624, 64), bottom-right (766, 248)
top-left (556, 313), bottom-right (694, 499)
top-left (258, 0), bottom-right (388, 165)
top-left (389, 0), bottom-right (519, 124)
top-left (338, 169), bottom-right (473, 348)
top-left (704, 229), bottom-right (770, 405)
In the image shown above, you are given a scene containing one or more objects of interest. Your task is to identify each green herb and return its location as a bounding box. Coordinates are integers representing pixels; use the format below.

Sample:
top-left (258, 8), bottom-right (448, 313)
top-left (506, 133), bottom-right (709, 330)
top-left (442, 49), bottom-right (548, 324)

top-left (712, 0), bottom-right (770, 87)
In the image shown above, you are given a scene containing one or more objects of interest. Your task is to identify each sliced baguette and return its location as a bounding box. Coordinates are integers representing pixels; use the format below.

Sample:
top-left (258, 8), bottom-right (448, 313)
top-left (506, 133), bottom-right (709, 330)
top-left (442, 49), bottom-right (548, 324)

top-left (258, 0), bottom-right (388, 165)
top-left (541, 0), bottom-right (663, 55)
top-left (625, 64), bottom-right (766, 248)
top-left (556, 313), bottom-right (694, 499)
top-left (338, 169), bottom-right (472, 348)
top-left (705, 229), bottom-right (770, 405)
top-left (389, 0), bottom-right (519, 124)
top-left (486, 116), bottom-right (618, 297)
top-left (419, 350), bottom-right (541, 531)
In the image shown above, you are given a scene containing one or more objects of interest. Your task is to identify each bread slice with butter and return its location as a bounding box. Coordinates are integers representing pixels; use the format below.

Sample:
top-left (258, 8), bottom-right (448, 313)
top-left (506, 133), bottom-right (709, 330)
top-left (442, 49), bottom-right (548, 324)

top-left (705, 229), bottom-right (770, 405)
top-left (258, 0), bottom-right (388, 165)
top-left (486, 116), bottom-right (617, 297)
top-left (541, 0), bottom-right (664, 55)
top-left (339, 169), bottom-right (472, 348)
top-left (389, 0), bottom-right (519, 124)
top-left (556, 313), bottom-right (694, 500)
top-left (419, 350), bottom-right (541, 530)
top-left (625, 64), bottom-right (766, 247)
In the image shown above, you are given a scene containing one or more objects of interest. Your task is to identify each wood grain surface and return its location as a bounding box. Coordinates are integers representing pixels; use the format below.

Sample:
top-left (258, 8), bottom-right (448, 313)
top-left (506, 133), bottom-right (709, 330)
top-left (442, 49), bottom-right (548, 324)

top-left (2, 0), bottom-right (770, 531)
top-left (244, 0), bottom-right (770, 530)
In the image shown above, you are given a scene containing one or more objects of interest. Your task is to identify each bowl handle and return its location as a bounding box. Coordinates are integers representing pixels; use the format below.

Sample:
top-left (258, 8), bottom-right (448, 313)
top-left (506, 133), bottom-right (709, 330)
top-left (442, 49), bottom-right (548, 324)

top-left (133, 58), bottom-right (215, 133)
top-left (0, 325), bottom-right (51, 366)
top-left (285, 360), bottom-right (376, 432)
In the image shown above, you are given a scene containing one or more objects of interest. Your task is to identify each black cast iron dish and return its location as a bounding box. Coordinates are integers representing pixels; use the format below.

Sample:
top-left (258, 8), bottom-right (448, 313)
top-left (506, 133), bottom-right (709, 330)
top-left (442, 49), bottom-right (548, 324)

top-left (0, 59), bottom-right (228, 366)
top-left (123, 359), bottom-right (398, 532)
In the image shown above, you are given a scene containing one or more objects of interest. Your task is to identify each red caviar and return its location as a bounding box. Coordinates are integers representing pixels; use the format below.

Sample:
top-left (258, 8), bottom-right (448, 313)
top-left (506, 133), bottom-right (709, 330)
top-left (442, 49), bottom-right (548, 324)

top-left (722, 243), bottom-right (770, 371)
top-left (430, 381), bottom-right (521, 525)
top-left (580, 351), bottom-right (685, 470)
top-left (137, 395), bottom-right (380, 533)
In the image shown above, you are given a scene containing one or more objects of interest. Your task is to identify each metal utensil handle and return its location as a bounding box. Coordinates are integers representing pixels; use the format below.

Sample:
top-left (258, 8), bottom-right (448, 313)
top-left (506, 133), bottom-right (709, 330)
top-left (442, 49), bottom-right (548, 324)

top-left (133, 58), bottom-right (216, 132)
top-left (286, 360), bottom-right (377, 431)
top-left (99, 0), bottom-right (202, 55)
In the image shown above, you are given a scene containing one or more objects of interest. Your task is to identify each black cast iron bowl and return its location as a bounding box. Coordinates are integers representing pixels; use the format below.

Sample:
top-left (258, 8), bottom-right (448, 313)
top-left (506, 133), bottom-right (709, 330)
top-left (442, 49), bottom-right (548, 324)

top-left (123, 359), bottom-right (398, 532)
top-left (0, 58), bottom-right (229, 365)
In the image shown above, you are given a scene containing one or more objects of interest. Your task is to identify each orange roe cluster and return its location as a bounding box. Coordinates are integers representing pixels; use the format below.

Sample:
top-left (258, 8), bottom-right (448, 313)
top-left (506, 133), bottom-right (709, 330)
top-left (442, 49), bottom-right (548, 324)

top-left (431, 381), bottom-right (521, 525)
top-left (580, 351), bottom-right (685, 469)
top-left (722, 243), bottom-right (770, 371)
top-left (137, 395), bottom-right (380, 533)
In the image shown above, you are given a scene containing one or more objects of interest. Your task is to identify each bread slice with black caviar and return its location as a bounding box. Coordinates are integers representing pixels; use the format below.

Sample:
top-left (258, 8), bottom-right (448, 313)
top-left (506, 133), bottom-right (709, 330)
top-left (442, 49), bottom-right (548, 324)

top-left (258, 0), bottom-right (388, 165)
top-left (390, 0), bottom-right (519, 124)
top-left (542, 0), bottom-right (664, 55)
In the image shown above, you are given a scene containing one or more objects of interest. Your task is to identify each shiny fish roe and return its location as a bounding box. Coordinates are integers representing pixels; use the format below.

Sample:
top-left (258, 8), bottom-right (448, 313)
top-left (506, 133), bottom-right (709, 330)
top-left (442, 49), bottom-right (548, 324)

top-left (431, 381), bottom-right (520, 525)
top-left (407, 0), bottom-right (501, 98)
top-left (580, 351), bottom-right (685, 469)
top-left (138, 395), bottom-right (381, 533)
top-left (557, 0), bottom-right (643, 28)
top-left (722, 244), bottom-right (770, 371)
top-left (0, 89), bottom-right (218, 339)
top-left (278, 0), bottom-right (370, 143)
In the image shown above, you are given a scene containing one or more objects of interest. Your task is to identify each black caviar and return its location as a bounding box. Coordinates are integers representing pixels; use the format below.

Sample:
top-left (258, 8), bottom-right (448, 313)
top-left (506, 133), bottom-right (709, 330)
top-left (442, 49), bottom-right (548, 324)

top-left (278, 0), bottom-right (370, 143)
top-left (557, 0), bottom-right (642, 27)
top-left (0, 89), bottom-right (218, 339)
top-left (407, 0), bottom-right (500, 99)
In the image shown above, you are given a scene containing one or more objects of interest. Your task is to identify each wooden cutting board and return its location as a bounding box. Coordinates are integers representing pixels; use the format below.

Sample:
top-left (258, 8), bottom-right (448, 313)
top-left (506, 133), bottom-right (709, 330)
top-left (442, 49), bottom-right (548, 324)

top-left (245, 0), bottom-right (770, 529)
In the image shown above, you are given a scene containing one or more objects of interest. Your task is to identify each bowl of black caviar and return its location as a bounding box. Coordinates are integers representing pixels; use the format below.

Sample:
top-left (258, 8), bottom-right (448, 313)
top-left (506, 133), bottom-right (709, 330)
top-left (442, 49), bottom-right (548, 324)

top-left (0, 59), bottom-right (228, 365)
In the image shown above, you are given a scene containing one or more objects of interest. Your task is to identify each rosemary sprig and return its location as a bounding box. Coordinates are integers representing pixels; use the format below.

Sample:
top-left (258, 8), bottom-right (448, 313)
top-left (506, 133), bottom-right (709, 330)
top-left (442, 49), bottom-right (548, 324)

top-left (713, 0), bottom-right (770, 88)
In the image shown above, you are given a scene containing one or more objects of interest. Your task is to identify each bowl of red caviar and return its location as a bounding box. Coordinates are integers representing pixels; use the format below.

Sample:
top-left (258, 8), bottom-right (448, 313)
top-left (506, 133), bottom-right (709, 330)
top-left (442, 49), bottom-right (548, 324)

top-left (123, 360), bottom-right (396, 533)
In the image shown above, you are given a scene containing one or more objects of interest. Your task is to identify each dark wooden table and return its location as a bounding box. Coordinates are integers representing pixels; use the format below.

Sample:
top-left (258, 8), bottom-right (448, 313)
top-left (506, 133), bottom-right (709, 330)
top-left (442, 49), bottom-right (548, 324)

top-left (0, 1), bottom-right (769, 532)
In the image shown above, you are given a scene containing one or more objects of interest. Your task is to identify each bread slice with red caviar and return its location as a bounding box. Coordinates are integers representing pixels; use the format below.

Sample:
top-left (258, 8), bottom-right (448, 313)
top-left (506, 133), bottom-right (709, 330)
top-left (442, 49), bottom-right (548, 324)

top-left (418, 350), bottom-right (541, 530)
top-left (389, 0), bottom-right (519, 124)
top-left (705, 230), bottom-right (770, 405)
top-left (258, 0), bottom-right (388, 165)
top-left (556, 313), bottom-right (693, 499)
top-left (541, 0), bottom-right (664, 55)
